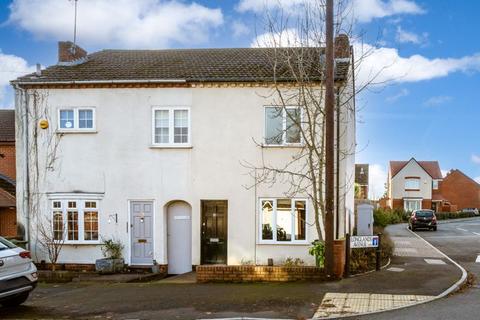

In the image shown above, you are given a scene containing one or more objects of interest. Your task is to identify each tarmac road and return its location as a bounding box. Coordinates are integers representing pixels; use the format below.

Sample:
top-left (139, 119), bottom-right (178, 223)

top-left (356, 218), bottom-right (480, 320)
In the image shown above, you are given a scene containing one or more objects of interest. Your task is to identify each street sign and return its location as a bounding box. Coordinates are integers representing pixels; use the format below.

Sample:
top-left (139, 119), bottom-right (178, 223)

top-left (350, 235), bottom-right (379, 248)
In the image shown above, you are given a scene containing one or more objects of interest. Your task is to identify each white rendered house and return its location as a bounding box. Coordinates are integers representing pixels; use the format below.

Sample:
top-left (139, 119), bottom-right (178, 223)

top-left (12, 40), bottom-right (356, 273)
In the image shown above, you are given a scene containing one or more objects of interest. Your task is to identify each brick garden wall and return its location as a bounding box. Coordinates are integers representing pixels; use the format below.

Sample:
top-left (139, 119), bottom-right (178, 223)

top-left (196, 265), bottom-right (326, 283)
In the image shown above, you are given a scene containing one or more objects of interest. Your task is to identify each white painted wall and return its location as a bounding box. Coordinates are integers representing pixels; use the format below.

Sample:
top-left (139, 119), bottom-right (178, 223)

top-left (16, 85), bottom-right (355, 267)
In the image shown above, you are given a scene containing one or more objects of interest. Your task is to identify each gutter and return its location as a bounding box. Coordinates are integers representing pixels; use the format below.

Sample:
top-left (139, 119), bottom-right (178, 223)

top-left (11, 79), bottom-right (187, 86)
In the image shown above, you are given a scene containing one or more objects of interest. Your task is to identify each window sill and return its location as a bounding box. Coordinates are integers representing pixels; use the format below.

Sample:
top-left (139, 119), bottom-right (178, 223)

top-left (63, 241), bottom-right (102, 245)
top-left (261, 144), bottom-right (304, 149)
top-left (405, 189), bottom-right (421, 191)
top-left (149, 145), bottom-right (193, 149)
top-left (56, 130), bottom-right (97, 134)
top-left (257, 241), bottom-right (309, 246)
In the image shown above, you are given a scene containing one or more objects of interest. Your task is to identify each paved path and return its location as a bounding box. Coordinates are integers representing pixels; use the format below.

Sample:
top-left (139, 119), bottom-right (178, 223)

top-left (355, 218), bottom-right (480, 320)
top-left (314, 223), bottom-right (461, 318)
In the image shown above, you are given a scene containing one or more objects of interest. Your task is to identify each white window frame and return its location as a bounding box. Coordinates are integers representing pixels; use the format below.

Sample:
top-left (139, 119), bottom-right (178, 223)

top-left (404, 198), bottom-right (422, 212)
top-left (432, 180), bottom-right (439, 190)
top-left (48, 196), bottom-right (102, 244)
top-left (264, 106), bottom-right (303, 146)
top-left (151, 107), bottom-right (191, 147)
top-left (57, 107), bottom-right (96, 132)
top-left (258, 198), bottom-right (308, 244)
top-left (404, 177), bottom-right (420, 190)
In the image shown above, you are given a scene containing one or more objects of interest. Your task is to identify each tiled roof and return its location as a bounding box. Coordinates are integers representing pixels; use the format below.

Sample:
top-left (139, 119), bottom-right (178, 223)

top-left (390, 159), bottom-right (443, 179)
top-left (14, 48), bottom-right (350, 84)
top-left (0, 174), bottom-right (15, 196)
top-left (0, 110), bottom-right (15, 143)
top-left (0, 188), bottom-right (15, 207)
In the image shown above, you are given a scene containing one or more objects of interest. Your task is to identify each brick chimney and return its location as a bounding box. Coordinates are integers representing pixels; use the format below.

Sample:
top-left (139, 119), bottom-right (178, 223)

top-left (58, 41), bottom-right (87, 63)
top-left (334, 34), bottom-right (350, 58)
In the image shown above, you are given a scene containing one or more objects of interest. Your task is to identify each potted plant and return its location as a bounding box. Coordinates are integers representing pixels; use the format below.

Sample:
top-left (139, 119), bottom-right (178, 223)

top-left (95, 238), bottom-right (125, 274)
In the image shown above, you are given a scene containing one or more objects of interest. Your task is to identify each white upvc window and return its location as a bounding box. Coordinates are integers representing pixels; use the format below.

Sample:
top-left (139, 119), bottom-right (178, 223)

top-left (264, 106), bottom-right (302, 145)
top-left (50, 199), bottom-right (99, 244)
top-left (58, 107), bottom-right (96, 131)
top-left (404, 199), bottom-right (422, 212)
top-left (152, 107), bottom-right (191, 146)
top-left (405, 177), bottom-right (420, 190)
top-left (259, 198), bottom-right (308, 244)
top-left (432, 180), bottom-right (439, 190)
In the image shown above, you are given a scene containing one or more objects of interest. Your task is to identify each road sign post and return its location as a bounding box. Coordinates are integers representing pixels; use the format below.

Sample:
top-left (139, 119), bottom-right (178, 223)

top-left (345, 233), bottom-right (351, 277)
top-left (376, 233), bottom-right (382, 271)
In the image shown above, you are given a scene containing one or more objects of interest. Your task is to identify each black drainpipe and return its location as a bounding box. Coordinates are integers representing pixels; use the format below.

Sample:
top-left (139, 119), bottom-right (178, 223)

top-left (336, 87), bottom-right (340, 239)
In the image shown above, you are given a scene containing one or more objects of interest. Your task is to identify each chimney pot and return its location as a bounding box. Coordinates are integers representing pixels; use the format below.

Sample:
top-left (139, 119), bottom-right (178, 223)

top-left (58, 41), bottom-right (87, 63)
top-left (35, 63), bottom-right (41, 76)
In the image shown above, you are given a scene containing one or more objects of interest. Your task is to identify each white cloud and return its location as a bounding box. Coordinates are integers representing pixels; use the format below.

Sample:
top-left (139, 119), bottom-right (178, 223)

top-left (354, 42), bottom-right (480, 87)
top-left (395, 26), bottom-right (427, 44)
top-left (369, 164), bottom-right (387, 200)
top-left (350, 0), bottom-right (425, 23)
top-left (423, 95), bottom-right (452, 107)
top-left (232, 21), bottom-right (250, 37)
top-left (475, 176), bottom-right (480, 184)
top-left (0, 51), bottom-right (35, 108)
top-left (237, 0), bottom-right (313, 13)
top-left (385, 88), bottom-right (409, 102)
top-left (441, 169), bottom-right (449, 178)
top-left (8, 0), bottom-right (223, 49)
top-left (472, 154), bottom-right (480, 165)
top-left (251, 28), bottom-right (307, 47)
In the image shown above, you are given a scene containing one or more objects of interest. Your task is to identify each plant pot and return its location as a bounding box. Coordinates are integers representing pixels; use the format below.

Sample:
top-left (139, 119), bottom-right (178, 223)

top-left (95, 258), bottom-right (124, 274)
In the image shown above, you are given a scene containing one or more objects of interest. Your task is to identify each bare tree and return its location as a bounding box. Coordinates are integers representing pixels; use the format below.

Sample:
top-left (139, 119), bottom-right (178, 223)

top-left (37, 215), bottom-right (65, 271)
top-left (243, 0), bottom-right (372, 245)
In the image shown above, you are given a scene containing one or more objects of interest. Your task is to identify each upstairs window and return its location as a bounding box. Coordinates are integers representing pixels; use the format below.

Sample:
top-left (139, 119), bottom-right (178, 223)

top-left (405, 177), bottom-right (420, 190)
top-left (265, 106), bottom-right (301, 145)
top-left (432, 180), bottom-right (439, 190)
top-left (153, 107), bottom-right (190, 146)
top-left (59, 108), bottom-right (95, 131)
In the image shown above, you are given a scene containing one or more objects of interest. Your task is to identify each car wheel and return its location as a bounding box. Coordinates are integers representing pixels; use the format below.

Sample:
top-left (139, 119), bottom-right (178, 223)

top-left (411, 226), bottom-right (415, 231)
top-left (1, 292), bottom-right (30, 307)
top-left (433, 227), bottom-right (437, 231)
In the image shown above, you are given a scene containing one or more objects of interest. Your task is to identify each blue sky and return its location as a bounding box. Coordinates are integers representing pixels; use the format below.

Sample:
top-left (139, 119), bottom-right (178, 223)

top-left (1, 0), bottom-right (479, 197)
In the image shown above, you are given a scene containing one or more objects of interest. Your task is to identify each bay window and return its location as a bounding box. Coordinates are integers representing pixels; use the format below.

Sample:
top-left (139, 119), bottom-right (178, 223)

top-left (51, 199), bottom-right (100, 243)
top-left (260, 198), bottom-right (307, 243)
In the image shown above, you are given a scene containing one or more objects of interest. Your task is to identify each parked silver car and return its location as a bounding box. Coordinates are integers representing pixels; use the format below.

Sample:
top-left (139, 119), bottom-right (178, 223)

top-left (0, 236), bottom-right (37, 307)
top-left (461, 208), bottom-right (480, 216)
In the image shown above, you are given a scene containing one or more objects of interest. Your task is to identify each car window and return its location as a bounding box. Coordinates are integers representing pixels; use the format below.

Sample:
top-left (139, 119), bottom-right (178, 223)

top-left (416, 211), bottom-right (434, 217)
top-left (0, 237), bottom-right (17, 250)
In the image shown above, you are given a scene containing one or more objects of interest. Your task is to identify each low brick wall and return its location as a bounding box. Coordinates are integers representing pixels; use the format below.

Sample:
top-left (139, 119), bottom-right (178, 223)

top-left (37, 262), bottom-right (96, 272)
top-left (196, 265), bottom-right (326, 283)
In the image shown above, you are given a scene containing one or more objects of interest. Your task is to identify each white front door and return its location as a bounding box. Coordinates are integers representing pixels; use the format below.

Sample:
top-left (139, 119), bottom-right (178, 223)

top-left (130, 201), bottom-right (154, 265)
top-left (167, 202), bottom-right (192, 274)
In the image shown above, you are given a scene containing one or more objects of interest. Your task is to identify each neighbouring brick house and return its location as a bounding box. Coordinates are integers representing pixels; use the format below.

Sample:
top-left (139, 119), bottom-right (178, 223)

top-left (439, 169), bottom-right (480, 211)
top-left (355, 164), bottom-right (369, 200)
top-left (0, 109), bottom-right (17, 237)
top-left (386, 158), bottom-right (443, 211)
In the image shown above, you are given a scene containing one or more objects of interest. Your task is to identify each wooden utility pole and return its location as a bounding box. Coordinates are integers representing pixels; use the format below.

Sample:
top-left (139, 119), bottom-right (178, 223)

top-left (324, 0), bottom-right (335, 278)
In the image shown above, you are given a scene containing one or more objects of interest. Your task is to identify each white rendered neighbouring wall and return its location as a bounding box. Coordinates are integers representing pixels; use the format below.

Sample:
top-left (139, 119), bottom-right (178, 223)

top-left (15, 86), bottom-right (356, 267)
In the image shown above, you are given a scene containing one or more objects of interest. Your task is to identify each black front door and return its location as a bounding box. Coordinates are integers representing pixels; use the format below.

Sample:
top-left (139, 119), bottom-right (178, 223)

top-left (201, 200), bottom-right (228, 264)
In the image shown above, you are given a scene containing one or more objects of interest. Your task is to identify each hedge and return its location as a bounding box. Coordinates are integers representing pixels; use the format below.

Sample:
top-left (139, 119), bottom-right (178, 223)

top-left (373, 208), bottom-right (477, 227)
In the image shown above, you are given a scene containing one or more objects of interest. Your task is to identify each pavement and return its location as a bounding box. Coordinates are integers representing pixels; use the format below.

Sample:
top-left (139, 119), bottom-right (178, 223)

top-left (352, 217), bottom-right (480, 320)
top-left (0, 223), bottom-right (465, 319)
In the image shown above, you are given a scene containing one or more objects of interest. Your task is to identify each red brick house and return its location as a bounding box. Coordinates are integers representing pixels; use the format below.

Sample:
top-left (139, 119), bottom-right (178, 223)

top-left (439, 169), bottom-right (480, 211)
top-left (0, 110), bottom-right (17, 237)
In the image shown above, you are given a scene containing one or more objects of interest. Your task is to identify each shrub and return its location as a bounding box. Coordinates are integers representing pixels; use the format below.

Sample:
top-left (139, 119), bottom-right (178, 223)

top-left (349, 227), bottom-right (394, 274)
top-left (101, 238), bottom-right (124, 259)
top-left (373, 208), bottom-right (408, 227)
top-left (435, 211), bottom-right (476, 220)
top-left (308, 240), bottom-right (325, 268)
top-left (283, 257), bottom-right (305, 267)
